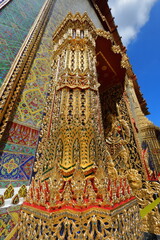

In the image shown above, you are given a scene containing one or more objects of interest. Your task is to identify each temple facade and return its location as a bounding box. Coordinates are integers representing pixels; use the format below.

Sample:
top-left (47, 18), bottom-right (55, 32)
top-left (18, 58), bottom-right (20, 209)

top-left (0, 0), bottom-right (159, 239)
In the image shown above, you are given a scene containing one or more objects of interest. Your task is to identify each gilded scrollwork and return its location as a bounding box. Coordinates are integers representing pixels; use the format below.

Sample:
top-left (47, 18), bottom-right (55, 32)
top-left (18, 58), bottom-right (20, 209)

top-left (105, 111), bottom-right (131, 173)
top-left (100, 85), bottom-right (144, 176)
top-left (111, 44), bottom-right (122, 54)
top-left (49, 165), bottom-right (63, 207)
top-left (55, 138), bottom-right (63, 164)
top-left (71, 163), bottom-right (85, 206)
top-left (127, 169), bottom-right (160, 235)
top-left (18, 200), bottom-right (142, 240)
top-left (100, 85), bottom-right (160, 234)
top-left (96, 29), bottom-right (113, 41)
top-left (33, 13), bottom-right (109, 176)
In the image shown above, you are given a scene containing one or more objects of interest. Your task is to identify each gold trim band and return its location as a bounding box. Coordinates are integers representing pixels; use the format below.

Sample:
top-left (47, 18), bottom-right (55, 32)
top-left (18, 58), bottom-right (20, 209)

top-left (0, 0), bottom-right (55, 140)
top-left (0, 0), bottom-right (12, 9)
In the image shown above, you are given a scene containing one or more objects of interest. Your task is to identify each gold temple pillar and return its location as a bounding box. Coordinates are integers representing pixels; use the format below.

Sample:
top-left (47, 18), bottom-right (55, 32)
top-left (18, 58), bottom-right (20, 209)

top-left (18, 13), bottom-right (142, 240)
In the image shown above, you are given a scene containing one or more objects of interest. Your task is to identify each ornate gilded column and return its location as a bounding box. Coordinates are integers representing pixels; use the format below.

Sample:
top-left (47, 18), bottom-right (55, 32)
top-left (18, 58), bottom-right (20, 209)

top-left (18, 13), bottom-right (142, 240)
top-left (34, 12), bottom-right (107, 179)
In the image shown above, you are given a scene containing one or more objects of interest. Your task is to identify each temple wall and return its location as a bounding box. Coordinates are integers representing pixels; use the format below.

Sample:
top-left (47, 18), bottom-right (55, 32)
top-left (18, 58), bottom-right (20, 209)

top-left (0, 2), bottom-right (104, 238)
top-left (0, 1), bottom-right (159, 240)
top-left (0, 0), bottom-right (46, 87)
top-left (0, 0), bottom-right (104, 187)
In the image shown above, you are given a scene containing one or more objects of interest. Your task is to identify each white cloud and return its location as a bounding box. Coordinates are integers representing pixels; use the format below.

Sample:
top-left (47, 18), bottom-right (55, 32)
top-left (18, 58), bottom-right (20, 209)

top-left (108, 0), bottom-right (157, 46)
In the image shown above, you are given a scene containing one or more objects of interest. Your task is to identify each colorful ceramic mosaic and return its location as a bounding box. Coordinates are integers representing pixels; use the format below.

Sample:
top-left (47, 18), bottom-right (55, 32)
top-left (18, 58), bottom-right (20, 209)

top-left (0, 122), bottom-right (38, 187)
top-left (0, 152), bottom-right (34, 180)
top-left (0, 181), bottom-right (29, 189)
top-left (13, 42), bottom-right (52, 128)
top-left (0, 143), bottom-right (36, 155)
top-left (1, 122), bottom-right (39, 147)
top-left (0, 206), bottom-right (20, 240)
top-left (0, 213), bottom-right (16, 239)
top-left (0, 0), bottom-right (46, 87)
top-left (12, 0), bottom-right (104, 129)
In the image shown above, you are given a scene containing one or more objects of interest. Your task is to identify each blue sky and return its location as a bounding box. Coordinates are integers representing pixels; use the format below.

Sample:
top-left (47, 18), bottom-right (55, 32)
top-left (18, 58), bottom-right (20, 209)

top-left (127, 0), bottom-right (160, 127)
top-left (109, 0), bottom-right (160, 127)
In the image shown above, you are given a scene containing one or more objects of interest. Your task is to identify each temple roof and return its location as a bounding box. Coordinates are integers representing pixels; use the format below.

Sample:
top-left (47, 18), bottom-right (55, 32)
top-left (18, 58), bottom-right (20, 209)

top-left (90, 0), bottom-right (149, 115)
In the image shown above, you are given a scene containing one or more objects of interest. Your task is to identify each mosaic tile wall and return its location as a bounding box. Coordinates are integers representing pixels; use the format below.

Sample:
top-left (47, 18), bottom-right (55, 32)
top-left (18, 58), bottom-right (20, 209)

top-left (0, 205), bottom-right (21, 240)
top-left (0, 122), bottom-right (38, 188)
top-left (0, 0), bottom-right (46, 87)
top-left (0, 0), bottom-right (104, 188)
top-left (13, 0), bottom-right (104, 128)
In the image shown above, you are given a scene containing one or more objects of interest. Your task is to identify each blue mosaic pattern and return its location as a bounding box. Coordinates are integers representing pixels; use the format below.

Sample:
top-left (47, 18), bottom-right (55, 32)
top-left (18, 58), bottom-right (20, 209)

top-left (0, 0), bottom-right (46, 87)
top-left (0, 152), bottom-right (35, 181)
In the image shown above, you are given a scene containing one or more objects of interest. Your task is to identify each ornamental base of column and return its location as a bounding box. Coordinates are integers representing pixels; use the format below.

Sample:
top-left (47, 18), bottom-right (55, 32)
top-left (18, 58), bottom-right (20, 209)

top-left (18, 198), bottom-right (142, 240)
